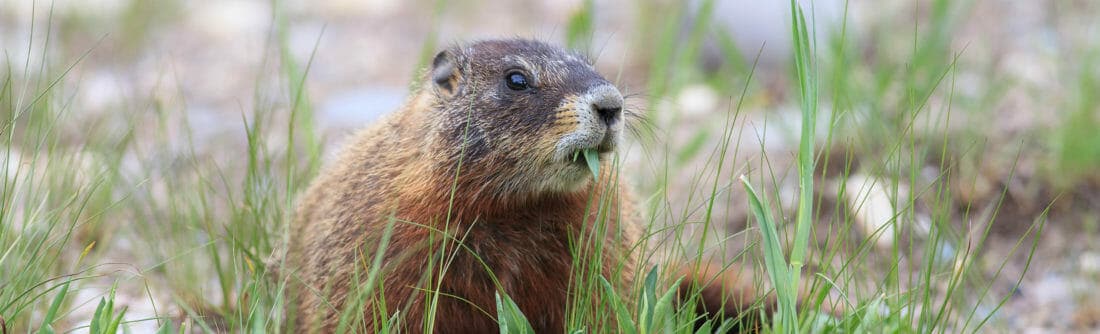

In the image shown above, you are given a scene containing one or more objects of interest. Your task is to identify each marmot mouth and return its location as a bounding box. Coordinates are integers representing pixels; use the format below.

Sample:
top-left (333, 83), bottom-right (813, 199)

top-left (556, 130), bottom-right (619, 170)
top-left (567, 144), bottom-right (613, 168)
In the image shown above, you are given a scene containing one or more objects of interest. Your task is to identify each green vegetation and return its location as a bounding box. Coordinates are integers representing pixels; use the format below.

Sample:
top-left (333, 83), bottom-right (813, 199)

top-left (3, 0), bottom-right (1086, 332)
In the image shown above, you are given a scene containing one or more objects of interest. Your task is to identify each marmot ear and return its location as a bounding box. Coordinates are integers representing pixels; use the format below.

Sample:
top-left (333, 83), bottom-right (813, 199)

top-left (430, 50), bottom-right (463, 98)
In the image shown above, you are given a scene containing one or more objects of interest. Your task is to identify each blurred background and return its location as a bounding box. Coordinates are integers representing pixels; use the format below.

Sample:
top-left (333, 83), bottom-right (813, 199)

top-left (2, 0), bottom-right (1098, 332)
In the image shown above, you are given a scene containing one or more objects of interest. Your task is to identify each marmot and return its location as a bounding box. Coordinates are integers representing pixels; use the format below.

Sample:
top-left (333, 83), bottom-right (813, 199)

top-left (289, 39), bottom-right (762, 333)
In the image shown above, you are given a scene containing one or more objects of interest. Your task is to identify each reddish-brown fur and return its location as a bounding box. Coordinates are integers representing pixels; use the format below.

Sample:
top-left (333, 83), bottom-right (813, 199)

top-left (290, 109), bottom-right (637, 332)
top-left (288, 39), bottom-right (765, 333)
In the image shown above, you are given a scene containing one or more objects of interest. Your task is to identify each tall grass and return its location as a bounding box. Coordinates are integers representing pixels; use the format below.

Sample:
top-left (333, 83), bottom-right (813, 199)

top-left (0, 0), bottom-right (1063, 333)
top-left (738, 1), bottom-right (818, 332)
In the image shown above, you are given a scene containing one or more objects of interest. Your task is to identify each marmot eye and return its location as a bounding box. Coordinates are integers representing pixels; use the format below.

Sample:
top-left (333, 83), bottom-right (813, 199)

top-left (505, 71), bottom-right (530, 91)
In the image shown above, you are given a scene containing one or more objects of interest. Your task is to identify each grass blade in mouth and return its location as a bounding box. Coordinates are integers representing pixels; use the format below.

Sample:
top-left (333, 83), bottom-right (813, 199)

top-left (583, 148), bottom-right (600, 179)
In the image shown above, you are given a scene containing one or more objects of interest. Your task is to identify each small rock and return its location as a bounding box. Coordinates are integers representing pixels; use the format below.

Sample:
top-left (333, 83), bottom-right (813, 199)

top-left (843, 173), bottom-right (901, 249)
top-left (187, 0), bottom-right (270, 41)
top-left (676, 84), bottom-right (718, 116)
top-left (80, 71), bottom-right (125, 112)
top-left (1080, 252), bottom-right (1100, 275)
top-left (955, 162), bottom-right (996, 204)
top-left (3, 149), bottom-right (21, 183)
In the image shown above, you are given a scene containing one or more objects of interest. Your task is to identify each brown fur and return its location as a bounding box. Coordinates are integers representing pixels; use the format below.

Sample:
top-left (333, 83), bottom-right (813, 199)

top-left (676, 262), bottom-right (774, 332)
top-left (288, 39), bottom-right (764, 333)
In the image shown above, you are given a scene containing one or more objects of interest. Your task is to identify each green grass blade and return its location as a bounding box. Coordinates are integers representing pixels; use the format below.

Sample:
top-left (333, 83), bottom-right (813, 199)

top-left (37, 281), bottom-right (69, 333)
top-left (495, 291), bottom-right (535, 334)
top-left (739, 175), bottom-right (796, 332)
top-left (789, 0), bottom-right (818, 270)
top-left (597, 276), bottom-right (638, 333)
top-left (583, 148), bottom-right (600, 179)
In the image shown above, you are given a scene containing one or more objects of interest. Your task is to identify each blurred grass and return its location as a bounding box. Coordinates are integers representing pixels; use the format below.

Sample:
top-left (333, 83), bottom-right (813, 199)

top-left (1054, 47), bottom-right (1100, 189)
top-left (0, 0), bottom-right (1083, 332)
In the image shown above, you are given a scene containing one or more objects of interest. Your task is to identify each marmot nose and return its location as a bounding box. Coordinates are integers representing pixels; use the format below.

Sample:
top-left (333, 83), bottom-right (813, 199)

top-left (588, 85), bottom-right (623, 126)
top-left (594, 104), bottom-right (621, 126)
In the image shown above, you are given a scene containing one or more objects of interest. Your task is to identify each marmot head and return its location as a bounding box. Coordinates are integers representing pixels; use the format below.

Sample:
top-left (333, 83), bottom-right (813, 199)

top-left (423, 39), bottom-right (627, 200)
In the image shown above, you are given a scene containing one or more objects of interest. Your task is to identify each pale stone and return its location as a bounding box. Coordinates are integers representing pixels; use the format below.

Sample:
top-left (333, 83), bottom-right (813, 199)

top-left (843, 173), bottom-right (900, 249)
top-left (676, 84), bottom-right (719, 116)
